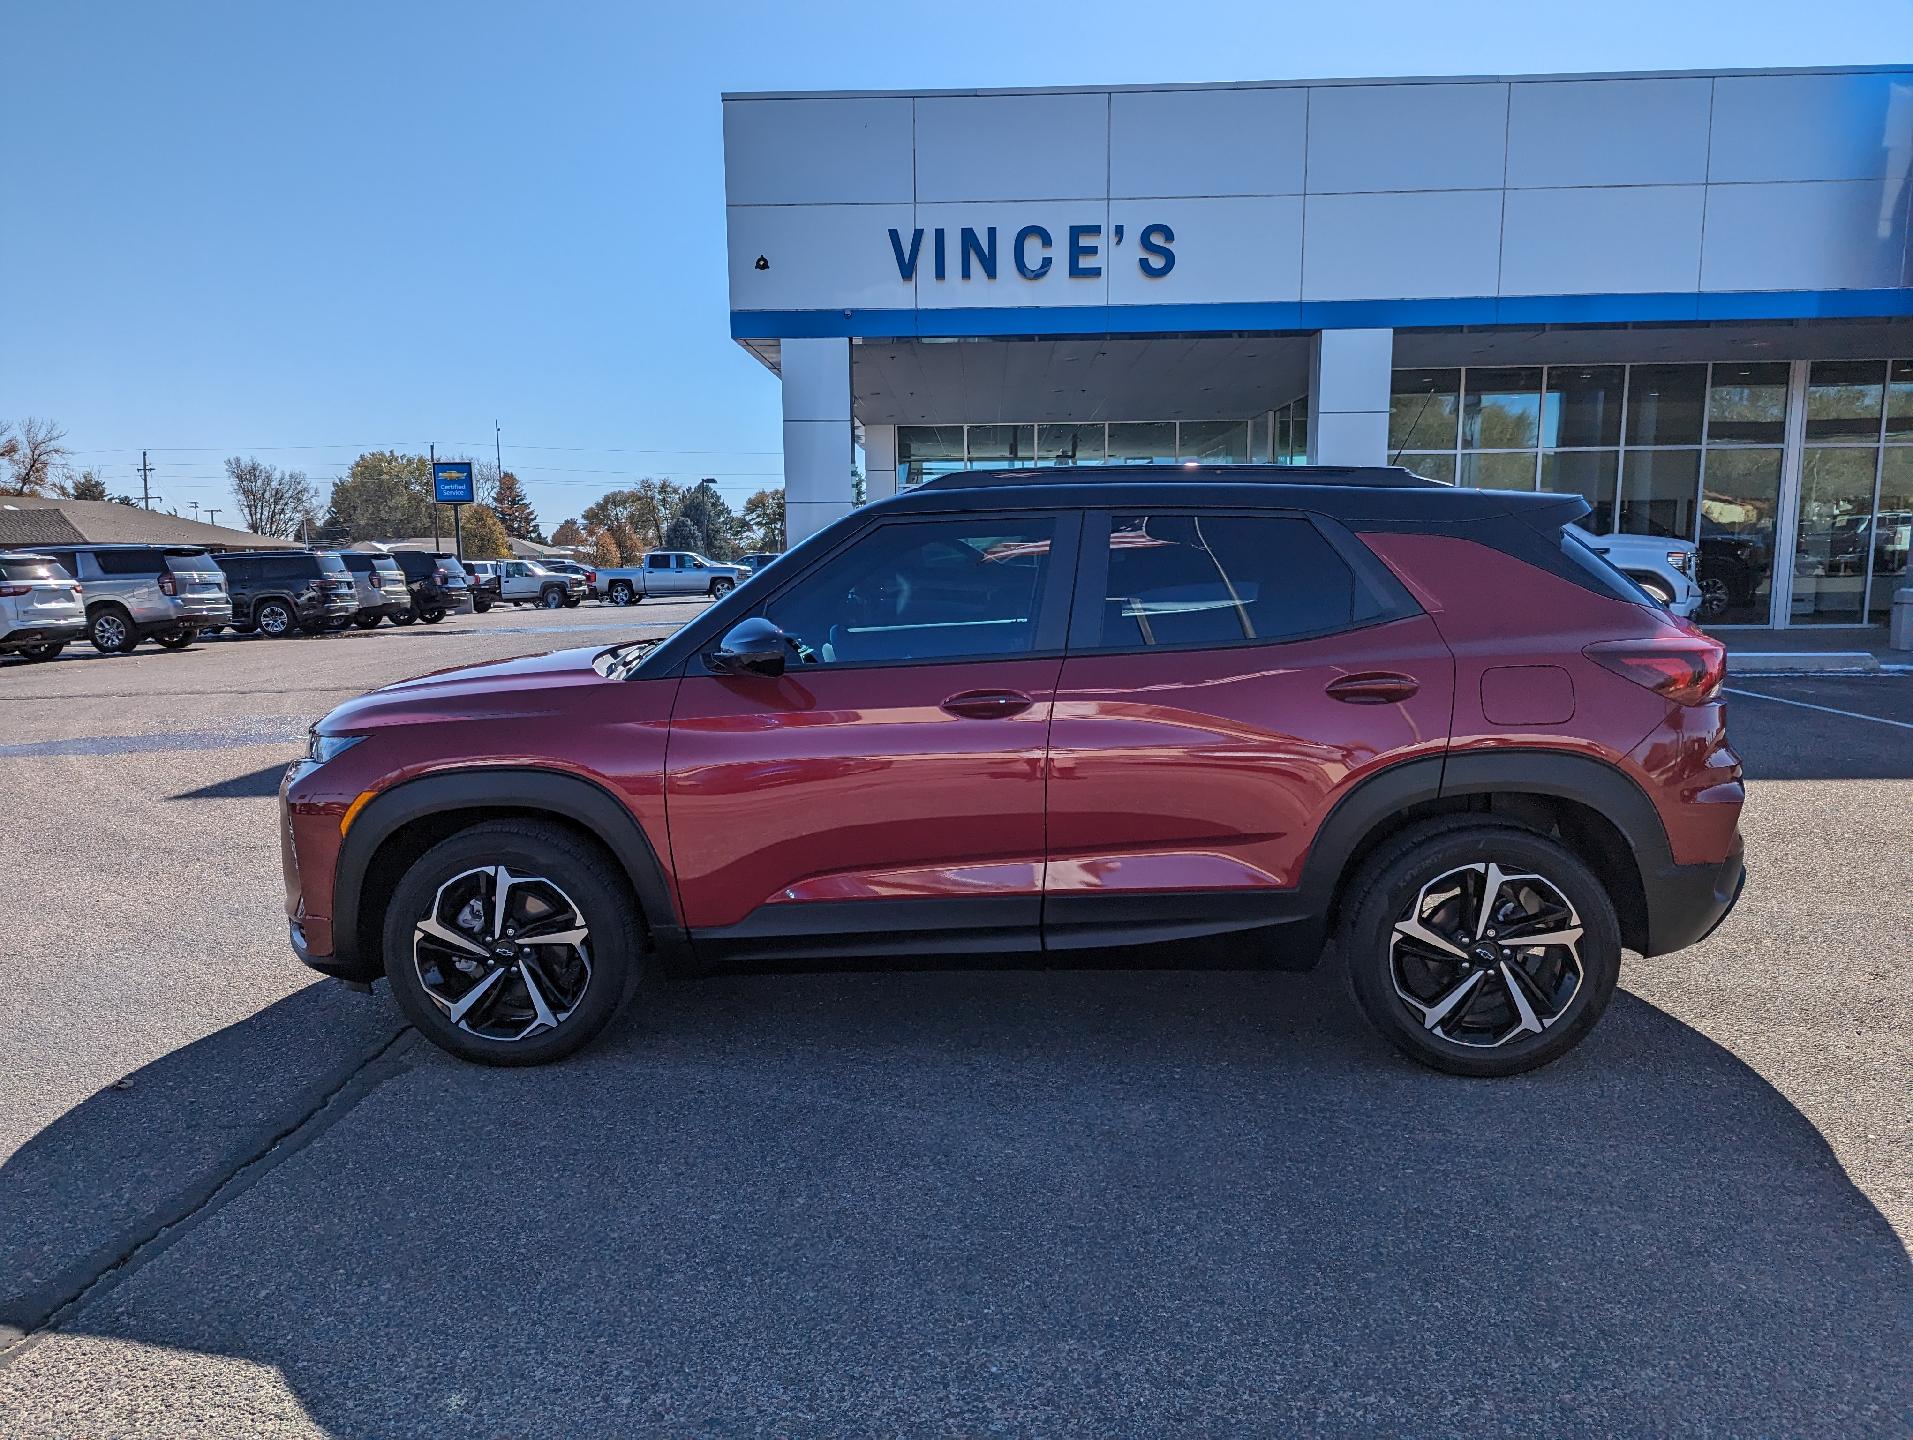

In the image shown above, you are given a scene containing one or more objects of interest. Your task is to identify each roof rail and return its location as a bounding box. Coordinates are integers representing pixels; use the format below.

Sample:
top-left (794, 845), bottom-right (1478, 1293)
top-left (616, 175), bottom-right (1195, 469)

top-left (911, 463), bottom-right (1442, 492)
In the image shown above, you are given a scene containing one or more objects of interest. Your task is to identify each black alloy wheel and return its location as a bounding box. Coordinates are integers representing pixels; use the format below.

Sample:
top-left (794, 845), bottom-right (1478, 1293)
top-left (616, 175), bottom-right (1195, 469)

top-left (1341, 820), bottom-right (1621, 1078)
top-left (382, 820), bottom-right (641, 1065)
top-left (153, 628), bottom-right (197, 650)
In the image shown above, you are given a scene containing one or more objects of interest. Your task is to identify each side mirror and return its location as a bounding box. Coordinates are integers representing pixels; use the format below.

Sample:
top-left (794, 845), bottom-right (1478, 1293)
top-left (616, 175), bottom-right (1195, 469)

top-left (710, 616), bottom-right (788, 677)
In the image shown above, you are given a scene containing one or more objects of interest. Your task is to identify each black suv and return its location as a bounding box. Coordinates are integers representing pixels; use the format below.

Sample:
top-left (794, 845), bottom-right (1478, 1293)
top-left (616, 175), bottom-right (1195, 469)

top-left (387, 551), bottom-right (475, 624)
top-left (215, 550), bottom-right (359, 637)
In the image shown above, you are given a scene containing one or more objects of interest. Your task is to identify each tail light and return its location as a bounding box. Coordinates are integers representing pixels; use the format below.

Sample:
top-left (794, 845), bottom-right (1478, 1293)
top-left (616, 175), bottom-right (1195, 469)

top-left (157, 571), bottom-right (177, 596)
top-left (0, 583), bottom-right (29, 598)
top-left (584, 568), bottom-right (596, 584)
top-left (433, 567), bottom-right (449, 583)
top-left (1584, 633), bottom-right (1725, 706)
top-left (369, 571), bottom-right (383, 589)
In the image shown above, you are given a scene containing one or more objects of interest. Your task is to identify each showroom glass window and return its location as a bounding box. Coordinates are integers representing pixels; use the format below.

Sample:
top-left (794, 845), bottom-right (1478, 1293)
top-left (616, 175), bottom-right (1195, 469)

top-left (762, 517), bottom-right (1059, 665)
top-left (1392, 360), bottom-right (1796, 623)
top-left (1085, 514), bottom-right (1358, 651)
top-left (1795, 359), bottom-right (1913, 625)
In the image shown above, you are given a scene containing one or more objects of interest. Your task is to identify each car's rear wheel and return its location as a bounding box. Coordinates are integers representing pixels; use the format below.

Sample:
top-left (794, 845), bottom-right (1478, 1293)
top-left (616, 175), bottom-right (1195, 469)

top-left (153, 628), bottom-right (196, 650)
top-left (608, 581), bottom-right (637, 605)
top-left (87, 605), bottom-right (138, 654)
top-left (1339, 820), bottom-right (1621, 1078)
top-left (20, 642), bottom-right (64, 662)
top-left (382, 821), bottom-right (641, 1065)
top-left (352, 611), bottom-right (383, 630)
top-left (418, 605), bottom-right (446, 624)
top-left (390, 609), bottom-right (418, 626)
top-left (255, 599), bottom-right (296, 638)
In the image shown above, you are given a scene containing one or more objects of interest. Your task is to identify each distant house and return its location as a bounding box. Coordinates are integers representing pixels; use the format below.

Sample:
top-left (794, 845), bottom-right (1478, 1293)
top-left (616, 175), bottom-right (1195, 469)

top-left (0, 497), bottom-right (300, 552)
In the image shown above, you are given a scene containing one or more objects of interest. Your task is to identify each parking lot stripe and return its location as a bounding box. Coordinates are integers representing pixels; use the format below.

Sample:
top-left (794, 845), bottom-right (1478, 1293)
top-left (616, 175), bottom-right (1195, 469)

top-left (1723, 687), bottom-right (1913, 732)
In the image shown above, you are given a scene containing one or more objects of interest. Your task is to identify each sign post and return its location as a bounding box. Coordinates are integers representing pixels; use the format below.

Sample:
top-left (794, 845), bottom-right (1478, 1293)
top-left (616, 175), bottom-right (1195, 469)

top-left (433, 461), bottom-right (475, 560)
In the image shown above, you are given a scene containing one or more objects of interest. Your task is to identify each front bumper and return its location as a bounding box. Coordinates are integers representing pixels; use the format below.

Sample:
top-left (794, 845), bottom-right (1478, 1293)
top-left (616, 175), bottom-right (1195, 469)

top-left (1642, 833), bottom-right (1746, 956)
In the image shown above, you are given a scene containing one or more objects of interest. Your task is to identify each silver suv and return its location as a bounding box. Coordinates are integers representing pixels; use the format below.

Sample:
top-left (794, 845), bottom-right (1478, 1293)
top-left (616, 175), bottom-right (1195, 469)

top-left (38, 544), bottom-right (233, 654)
top-left (0, 551), bottom-right (86, 662)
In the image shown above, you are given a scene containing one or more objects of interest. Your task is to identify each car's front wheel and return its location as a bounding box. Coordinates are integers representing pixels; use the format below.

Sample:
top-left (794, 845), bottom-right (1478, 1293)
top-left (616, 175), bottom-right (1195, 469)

top-left (541, 587), bottom-right (566, 609)
top-left (87, 605), bottom-right (139, 654)
top-left (709, 578), bottom-right (734, 598)
top-left (382, 820), bottom-right (641, 1065)
top-left (1339, 820), bottom-right (1620, 1078)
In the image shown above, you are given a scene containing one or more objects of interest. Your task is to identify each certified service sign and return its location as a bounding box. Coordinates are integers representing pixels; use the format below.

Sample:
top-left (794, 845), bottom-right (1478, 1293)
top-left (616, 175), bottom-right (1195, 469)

top-left (433, 461), bottom-right (475, 505)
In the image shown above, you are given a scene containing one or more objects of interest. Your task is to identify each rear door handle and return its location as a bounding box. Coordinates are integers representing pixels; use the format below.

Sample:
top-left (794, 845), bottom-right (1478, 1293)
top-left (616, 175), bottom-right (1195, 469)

top-left (1326, 672), bottom-right (1420, 705)
top-left (941, 689), bottom-right (1035, 719)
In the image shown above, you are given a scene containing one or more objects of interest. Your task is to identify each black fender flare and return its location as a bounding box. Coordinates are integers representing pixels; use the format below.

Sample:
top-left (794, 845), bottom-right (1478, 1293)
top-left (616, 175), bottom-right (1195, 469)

top-left (331, 767), bottom-right (685, 977)
top-left (1295, 749), bottom-right (1672, 941)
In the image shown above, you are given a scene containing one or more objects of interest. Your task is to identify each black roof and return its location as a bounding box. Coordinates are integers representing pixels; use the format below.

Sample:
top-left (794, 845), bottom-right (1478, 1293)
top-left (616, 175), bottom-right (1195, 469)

top-left (878, 465), bottom-right (1587, 527)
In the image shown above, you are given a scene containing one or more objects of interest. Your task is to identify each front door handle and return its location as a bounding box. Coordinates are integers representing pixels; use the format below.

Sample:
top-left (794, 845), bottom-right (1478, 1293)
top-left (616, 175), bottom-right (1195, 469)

top-left (1326, 672), bottom-right (1420, 705)
top-left (941, 689), bottom-right (1035, 719)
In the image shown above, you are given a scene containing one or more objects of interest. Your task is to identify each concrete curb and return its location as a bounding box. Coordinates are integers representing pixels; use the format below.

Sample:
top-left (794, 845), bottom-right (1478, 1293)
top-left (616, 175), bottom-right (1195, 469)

top-left (1728, 651), bottom-right (1882, 675)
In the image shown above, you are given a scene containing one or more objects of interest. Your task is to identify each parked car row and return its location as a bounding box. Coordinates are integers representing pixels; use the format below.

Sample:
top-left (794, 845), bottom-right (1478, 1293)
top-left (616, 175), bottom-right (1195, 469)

top-left (0, 543), bottom-right (482, 660)
top-left (463, 552), bottom-right (756, 608)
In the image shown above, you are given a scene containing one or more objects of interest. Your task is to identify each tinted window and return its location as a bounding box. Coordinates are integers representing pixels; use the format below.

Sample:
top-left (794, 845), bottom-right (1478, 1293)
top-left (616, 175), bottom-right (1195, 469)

top-left (164, 551), bottom-right (220, 577)
top-left (764, 517), bottom-right (1058, 665)
top-left (315, 552), bottom-right (350, 575)
top-left (1087, 514), bottom-right (1357, 651)
top-left (437, 557), bottom-right (469, 578)
top-left (93, 548), bottom-right (164, 576)
top-left (0, 558), bottom-right (61, 582)
top-left (647, 554), bottom-right (670, 570)
top-left (339, 553), bottom-right (372, 573)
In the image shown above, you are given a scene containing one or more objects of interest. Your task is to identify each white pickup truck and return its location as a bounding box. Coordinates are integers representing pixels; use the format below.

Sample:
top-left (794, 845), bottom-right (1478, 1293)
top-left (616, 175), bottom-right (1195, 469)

top-left (598, 550), bottom-right (749, 605)
top-left (468, 559), bottom-right (588, 609)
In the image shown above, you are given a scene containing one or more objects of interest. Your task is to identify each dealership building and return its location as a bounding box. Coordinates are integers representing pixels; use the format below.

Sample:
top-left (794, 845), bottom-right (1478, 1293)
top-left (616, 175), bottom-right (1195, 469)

top-left (721, 64), bottom-right (1912, 630)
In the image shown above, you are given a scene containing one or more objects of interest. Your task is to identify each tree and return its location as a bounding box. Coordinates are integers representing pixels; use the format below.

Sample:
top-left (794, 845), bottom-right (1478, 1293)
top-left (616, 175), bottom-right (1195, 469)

top-left (323, 451), bottom-right (435, 541)
top-left (55, 469), bottom-right (109, 501)
top-left (227, 456), bottom-right (320, 538)
top-left (551, 517), bottom-right (585, 548)
top-left (740, 488), bottom-right (785, 552)
top-left (583, 479), bottom-right (682, 552)
top-left (667, 479), bottom-right (741, 559)
top-left (457, 503), bottom-right (513, 560)
top-left (1, 417), bottom-right (71, 496)
top-left (588, 529), bottom-right (622, 568)
top-left (491, 471), bottom-right (543, 542)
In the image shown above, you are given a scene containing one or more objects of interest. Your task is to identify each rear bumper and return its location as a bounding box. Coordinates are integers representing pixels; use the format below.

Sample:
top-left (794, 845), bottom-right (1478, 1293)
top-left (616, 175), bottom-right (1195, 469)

top-left (1641, 833), bottom-right (1746, 956)
top-left (0, 620), bottom-right (85, 649)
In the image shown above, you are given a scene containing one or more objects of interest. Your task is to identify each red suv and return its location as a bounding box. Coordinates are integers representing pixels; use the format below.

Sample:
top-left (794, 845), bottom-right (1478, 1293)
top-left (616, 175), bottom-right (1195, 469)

top-left (280, 466), bottom-right (1745, 1077)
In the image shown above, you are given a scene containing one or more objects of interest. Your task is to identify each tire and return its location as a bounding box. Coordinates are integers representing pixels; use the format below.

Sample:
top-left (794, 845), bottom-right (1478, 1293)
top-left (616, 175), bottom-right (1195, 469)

top-left (352, 611), bottom-right (383, 630)
top-left (608, 581), bottom-right (637, 606)
top-left (255, 599), bottom-right (296, 638)
top-left (390, 609), bottom-right (418, 626)
top-left (381, 820), bottom-right (642, 1066)
top-left (709, 579), bottom-right (735, 598)
top-left (87, 605), bottom-right (139, 655)
top-left (1697, 577), bottom-right (1731, 622)
top-left (473, 599), bottom-right (493, 614)
top-left (153, 628), bottom-right (197, 650)
top-left (541, 587), bottom-right (566, 610)
top-left (1338, 819), bottom-right (1622, 1079)
top-left (419, 606), bottom-right (446, 624)
top-left (563, 596), bottom-right (581, 608)
top-left (20, 642), bottom-right (65, 662)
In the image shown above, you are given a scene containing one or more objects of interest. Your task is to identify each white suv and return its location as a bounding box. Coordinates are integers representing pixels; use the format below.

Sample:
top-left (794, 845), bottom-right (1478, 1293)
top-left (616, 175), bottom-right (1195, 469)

top-left (0, 551), bottom-right (86, 662)
top-left (1570, 527), bottom-right (1702, 619)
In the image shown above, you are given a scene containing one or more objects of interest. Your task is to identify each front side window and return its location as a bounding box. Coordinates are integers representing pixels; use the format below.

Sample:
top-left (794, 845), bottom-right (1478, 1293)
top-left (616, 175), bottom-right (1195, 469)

top-left (1086, 513), bottom-right (1358, 651)
top-left (763, 517), bottom-right (1059, 666)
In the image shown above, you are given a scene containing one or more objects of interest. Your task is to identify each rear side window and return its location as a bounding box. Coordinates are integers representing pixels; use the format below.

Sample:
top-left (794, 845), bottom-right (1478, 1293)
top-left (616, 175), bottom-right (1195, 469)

top-left (93, 548), bottom-right (164, 576)
top-left (1083, 514), bottom-right (1361, 651)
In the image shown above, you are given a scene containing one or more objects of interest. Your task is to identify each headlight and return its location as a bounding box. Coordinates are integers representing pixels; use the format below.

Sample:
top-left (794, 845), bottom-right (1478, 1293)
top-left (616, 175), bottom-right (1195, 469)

top-left (1667, 550), bottom-right (1692, 573)
top-left (307, 730), bottom-right (365, 764)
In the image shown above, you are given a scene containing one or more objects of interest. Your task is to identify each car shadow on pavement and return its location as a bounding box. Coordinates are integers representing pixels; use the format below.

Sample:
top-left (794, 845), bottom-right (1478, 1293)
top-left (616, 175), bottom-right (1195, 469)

top-left (2, 963), bottom-right (1907, 1437)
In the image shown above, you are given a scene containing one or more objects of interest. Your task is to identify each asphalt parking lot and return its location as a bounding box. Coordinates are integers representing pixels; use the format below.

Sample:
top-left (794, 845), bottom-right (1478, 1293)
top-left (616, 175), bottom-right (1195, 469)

top-left (0, 614), bottom-right (1907, 1437)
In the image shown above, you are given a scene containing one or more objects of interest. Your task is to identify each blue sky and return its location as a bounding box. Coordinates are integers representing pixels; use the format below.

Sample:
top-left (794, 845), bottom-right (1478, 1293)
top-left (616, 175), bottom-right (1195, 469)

top-left (3, 0), bottom-right (1907, 527)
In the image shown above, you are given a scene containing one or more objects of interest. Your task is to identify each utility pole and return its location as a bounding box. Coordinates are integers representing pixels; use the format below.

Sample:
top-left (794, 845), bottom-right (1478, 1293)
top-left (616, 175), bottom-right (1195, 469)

top-left (430, 443), bottom-right (439, 550)
top-left (204, 507), bottom-right (221, 527)
top-left (494, 421), bottom-right (502, 485)
top-left (138, 451), bottom-right (156, 509)
top-left (188, 501), bottom-right (201, 521)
